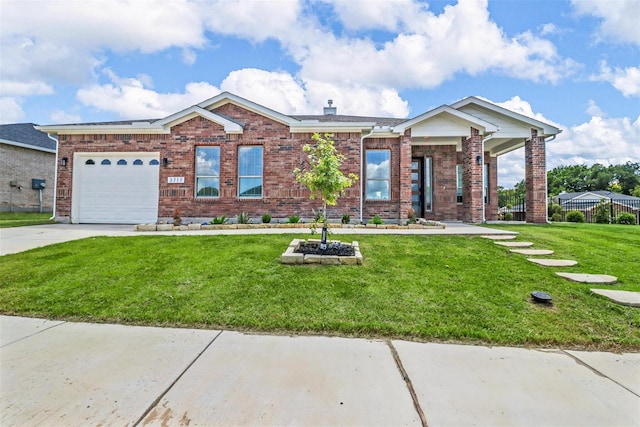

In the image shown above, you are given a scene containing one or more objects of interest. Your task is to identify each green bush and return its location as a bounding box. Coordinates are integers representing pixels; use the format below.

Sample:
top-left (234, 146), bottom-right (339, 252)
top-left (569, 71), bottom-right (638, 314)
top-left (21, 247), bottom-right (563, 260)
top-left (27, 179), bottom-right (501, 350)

top-left (551, 213), bottom-right (562, 222)
top-left (369, 214), bottom-right (384, 225)
top-left (504, 212), bottom-right (513, 221)
top-left (548, 203), bottom-right (562, 217)
top-left (341, 213), bottom-right (350, 224)
top-left (593, 201), bottom-right (611, 224)
top-left (566, 210), bottom-right (586, 223)
top-left (287, 215), bottom-right (300, 224)
top-left (236, 212), bottom-right (252, 224)
top-left (210, 215), bottom-right (228, 224)
top-left (616, 212), bottom-right (637, 225)
top-left (261, 213), bottom-right (272, 224)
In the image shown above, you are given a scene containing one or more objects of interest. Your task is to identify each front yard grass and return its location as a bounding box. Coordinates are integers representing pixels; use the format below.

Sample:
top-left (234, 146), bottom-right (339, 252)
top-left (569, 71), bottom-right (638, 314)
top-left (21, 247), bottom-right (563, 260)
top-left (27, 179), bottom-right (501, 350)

top-left (0, 224), bottom-right (638, 351)
top-left (0, 212), bottom-right (55, 228)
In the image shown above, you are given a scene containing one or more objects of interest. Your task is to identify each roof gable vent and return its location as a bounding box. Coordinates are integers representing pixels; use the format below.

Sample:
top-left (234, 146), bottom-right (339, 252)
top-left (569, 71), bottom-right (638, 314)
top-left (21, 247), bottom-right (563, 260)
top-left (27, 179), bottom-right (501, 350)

top-left (323, 99), bottom-right (337, 115)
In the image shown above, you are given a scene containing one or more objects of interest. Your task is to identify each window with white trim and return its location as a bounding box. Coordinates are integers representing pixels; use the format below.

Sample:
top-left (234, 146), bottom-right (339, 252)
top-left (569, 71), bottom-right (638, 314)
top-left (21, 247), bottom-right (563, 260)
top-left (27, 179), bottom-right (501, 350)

top-left (425, 157), bottom-right (432, 211)
top-left (456, 164), bottom-right (463, 203)
top-left (238, 146), bottom-right (263, 198)
top-left (365, 150), bottom-right (391, 200)
top-left (196, 147), bottom-right (220, 197)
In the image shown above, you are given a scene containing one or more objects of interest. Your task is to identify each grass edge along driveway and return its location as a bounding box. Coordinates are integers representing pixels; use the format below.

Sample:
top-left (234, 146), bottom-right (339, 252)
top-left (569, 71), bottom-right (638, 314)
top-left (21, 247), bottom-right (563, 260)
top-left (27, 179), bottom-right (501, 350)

top-left (0, 223), bottom-right (638, 351)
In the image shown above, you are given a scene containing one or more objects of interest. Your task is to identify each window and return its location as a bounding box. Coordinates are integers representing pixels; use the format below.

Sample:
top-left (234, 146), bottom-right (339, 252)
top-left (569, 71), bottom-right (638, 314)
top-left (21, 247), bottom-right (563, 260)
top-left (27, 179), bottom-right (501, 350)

top-left (117, 159), bottom-right (127, 165)
top-left (149, 159), bottom-right (159, 166)
top-left (101, 159), bottom-right (111, 165)
top-left (133, 159), bottom-right (143, 165)
top-left (238, 146), bottom-right (263, 198)
top-left (85, 159), bottom-right (95, 165)
top-left (425, 157), bottom-right (432, 211)
top-left (365, 150), bottom-right (390, 200)
top-left (196, 147), bottom-right (220, 197)
top-left (456, 164), bottom-right (463, 203)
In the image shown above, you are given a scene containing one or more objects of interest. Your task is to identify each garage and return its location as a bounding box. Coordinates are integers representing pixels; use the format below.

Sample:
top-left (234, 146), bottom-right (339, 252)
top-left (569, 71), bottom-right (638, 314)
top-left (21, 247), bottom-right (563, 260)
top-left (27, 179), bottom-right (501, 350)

top-left (72, 152), bottom-right (160, 224)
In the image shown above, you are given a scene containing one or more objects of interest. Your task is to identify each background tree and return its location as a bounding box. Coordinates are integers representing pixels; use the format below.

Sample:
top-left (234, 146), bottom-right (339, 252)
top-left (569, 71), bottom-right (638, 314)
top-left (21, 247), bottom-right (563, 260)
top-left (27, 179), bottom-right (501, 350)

top-left (293, 132), bottom-right (358, 223)
top-left (546, 162), bottom-right (640, 196)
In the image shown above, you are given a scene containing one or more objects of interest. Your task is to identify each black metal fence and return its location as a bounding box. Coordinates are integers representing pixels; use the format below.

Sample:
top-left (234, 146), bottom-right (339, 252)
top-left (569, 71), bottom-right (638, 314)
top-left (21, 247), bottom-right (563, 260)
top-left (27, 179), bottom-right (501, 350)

top-left (552, 198), bottom-right (640, 225)
top-left (498, 194), bottom-right (526, 221)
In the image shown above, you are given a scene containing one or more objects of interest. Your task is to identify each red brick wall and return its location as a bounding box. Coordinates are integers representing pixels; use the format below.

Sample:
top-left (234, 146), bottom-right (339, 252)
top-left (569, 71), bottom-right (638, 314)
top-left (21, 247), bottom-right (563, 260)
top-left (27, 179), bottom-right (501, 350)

top-left (462, 129), bottom-right (484, 223)
top-left (525, 129), bottom-right (547, 223)
top-left (411, 144), bottom-right (459, 221)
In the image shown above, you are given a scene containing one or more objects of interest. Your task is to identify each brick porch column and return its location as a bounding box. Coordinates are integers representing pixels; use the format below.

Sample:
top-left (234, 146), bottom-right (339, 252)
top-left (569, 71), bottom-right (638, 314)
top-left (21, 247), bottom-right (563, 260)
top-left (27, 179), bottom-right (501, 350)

top-left (399, 131), bottom-right (413, 222)
top-left (462, 128), bottom-right (484, 223)
top-left (525, 129), bottom-right (547, 223)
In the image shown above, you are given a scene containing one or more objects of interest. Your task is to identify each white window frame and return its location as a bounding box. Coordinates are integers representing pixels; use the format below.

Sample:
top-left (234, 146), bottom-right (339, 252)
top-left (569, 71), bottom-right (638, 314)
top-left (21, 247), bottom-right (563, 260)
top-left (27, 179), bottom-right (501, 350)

top-left (238, 146), bottom-right (263, 198)
top-left (195, 146), bottom-right (221, 198)
top-left (365, 149), bottom-right (391, 200)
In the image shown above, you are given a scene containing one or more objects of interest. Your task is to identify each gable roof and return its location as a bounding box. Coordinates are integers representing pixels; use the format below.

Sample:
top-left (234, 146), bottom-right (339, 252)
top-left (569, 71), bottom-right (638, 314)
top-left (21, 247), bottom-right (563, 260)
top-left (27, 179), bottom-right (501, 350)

top-left (450, 96), bottom-right (561, 137)
top-left (393, 105), bottom-right (499, 135)
top-left (557, 191), bottom-right (640, 202)
top-left (0, 123), bottom-right (56, 152)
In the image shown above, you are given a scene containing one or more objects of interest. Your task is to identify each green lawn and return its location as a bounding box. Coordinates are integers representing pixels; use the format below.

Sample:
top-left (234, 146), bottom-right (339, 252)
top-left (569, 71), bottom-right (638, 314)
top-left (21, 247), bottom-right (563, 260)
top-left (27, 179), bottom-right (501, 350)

top-left (0, 223), bottom-right (638, 351)
top-left (0, 212), bottom-right (55, 228)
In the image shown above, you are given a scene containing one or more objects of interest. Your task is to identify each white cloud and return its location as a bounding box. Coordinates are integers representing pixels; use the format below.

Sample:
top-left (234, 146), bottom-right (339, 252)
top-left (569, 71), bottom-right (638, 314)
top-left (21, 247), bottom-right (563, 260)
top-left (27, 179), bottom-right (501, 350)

top-left (49, 110), bottom-right (83, 124)
top-left (571, 0), bottom-right (640, 45)
top-left (76, 70), bottom-right (220, 118)
top-left (590, 61), bottom-right (640, 97)
top-left (0, 97), bottom-right (26, 124)
top-left (0, 80), bottom-right (54, 97)
top-left (586, 99), bottom-right (605, 117)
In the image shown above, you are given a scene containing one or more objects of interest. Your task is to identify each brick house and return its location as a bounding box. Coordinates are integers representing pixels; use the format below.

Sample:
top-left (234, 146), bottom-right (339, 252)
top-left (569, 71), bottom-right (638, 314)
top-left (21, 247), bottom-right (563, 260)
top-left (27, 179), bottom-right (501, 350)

top-left (37, 92), bottom-right (560, 224)
top-left (0, 123), bottom-right (56, 213)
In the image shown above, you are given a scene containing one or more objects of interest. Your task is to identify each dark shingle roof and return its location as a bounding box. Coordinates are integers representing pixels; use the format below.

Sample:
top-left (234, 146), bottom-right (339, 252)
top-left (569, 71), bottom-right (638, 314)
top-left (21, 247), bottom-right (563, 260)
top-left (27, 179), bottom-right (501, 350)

top-left (0, 123), bottom-right (56, 151)
top-left (558, 191), bottom-right (640, 201)
top-left (291, 114), bottom-right (406, 127)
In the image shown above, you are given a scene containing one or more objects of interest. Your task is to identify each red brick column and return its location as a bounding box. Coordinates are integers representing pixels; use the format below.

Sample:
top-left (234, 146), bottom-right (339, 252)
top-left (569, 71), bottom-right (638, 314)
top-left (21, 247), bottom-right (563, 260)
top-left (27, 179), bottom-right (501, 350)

top-left (462, 128), bottom-right (484, 223)
top-left (399, 131), bottom-right (413, 222)
top-left (525, 129), bottom-right (547, 223)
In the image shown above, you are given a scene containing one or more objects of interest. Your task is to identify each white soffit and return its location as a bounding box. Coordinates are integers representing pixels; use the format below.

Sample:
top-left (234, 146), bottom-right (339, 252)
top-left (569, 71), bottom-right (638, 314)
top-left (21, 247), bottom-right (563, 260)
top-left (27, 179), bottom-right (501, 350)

top-left (155, 106), bottom-right (243, 134)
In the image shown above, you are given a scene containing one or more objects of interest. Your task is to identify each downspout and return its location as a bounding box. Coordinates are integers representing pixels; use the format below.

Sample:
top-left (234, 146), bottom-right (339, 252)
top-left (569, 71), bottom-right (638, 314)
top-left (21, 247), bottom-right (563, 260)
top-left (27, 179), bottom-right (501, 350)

top-left (46, 132), bottom-right (59, 221)
top-left (481, 136), bottom-right (490, 223)
top-left (359, 128), bottom-right (375, 224)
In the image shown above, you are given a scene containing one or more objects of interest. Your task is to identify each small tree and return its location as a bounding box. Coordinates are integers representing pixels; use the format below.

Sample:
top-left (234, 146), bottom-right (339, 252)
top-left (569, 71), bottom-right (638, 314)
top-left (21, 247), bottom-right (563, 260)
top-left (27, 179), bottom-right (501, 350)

top-left (293, 133), bottom-right (358, 238)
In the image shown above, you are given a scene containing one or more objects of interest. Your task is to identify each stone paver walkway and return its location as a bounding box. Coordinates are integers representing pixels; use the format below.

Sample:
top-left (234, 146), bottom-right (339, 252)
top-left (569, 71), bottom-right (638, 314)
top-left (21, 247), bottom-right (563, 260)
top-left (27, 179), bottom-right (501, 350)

top-left (527, 259), bottom-right (578, 267)
top-left (494, 241), bottom-right (534, 247)
top-left (510, 249), bottom-right (554, 255)
top-left (481, 235), bottom-right (517, 240)
top-left (590, 289), bottom-right (640, 308)
top-left (556, 273), bottom-right (618, 284)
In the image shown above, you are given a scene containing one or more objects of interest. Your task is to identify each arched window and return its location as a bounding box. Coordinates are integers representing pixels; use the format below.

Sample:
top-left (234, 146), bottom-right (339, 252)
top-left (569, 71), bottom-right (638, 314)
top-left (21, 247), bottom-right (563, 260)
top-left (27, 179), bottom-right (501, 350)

top-left (85, 159), bottom-right (95, 165)
top-left (133, 159), bottom-right (143, 165)
top-left (149, 159), bottom-right (159, 165)
top-left (117, 159), bottom-right (127, 165)
top-left (101, 159), bottom-right (111, 165)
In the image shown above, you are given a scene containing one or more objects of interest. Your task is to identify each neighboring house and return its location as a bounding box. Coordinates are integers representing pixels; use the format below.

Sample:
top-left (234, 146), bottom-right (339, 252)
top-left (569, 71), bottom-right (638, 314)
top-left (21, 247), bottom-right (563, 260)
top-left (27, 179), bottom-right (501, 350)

top-left (0, 123), bottom-right (56, 213)
top-left (37, 92), bottom-right (560, 225)
top-left (556, 191), bottom-right (640, 222)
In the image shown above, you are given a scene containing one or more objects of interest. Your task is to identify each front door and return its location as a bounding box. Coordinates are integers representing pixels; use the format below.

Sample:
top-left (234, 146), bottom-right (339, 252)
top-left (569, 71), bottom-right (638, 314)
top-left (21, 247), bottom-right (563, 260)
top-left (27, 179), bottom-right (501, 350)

top-left (411, 158), bottom-right (424, 218)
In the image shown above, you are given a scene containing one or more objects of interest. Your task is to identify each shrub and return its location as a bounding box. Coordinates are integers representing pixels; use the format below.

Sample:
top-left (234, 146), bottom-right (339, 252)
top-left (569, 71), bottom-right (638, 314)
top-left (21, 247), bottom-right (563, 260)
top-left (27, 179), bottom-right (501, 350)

top-left (287, 215), bottom-right (300, 224)
top-left (236, 212), bottom-right (252, 224)
top-left (211, 215), bottom-right (228, 225)
top-left (173, 208), bottom-right (182, 226)
top-left (369, 214), bottom-right (384, 225)
top-left (593, 201), bottom-right (611, 224)
top-left (616, 212), bottom-right (637, 225)
top-left (551, 213), bottom-right (562, 222)
top-left (407, 208), bottom-right (416, 219)
top-left (566, 210), bottom-right (586, 223)
top-left (548, 203), bottom-right (562, 218)
top-left (261, 213), bottom-right (272, 224)
top-left (341, 213), bottom-right (350, 224)
top-left (504, 212), bottom-right (513, 221)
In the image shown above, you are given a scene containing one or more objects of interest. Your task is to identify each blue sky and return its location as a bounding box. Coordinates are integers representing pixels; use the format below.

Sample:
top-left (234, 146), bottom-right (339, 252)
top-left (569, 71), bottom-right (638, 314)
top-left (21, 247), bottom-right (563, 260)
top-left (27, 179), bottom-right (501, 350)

top-left (1, 0), bottom-right (638, 187)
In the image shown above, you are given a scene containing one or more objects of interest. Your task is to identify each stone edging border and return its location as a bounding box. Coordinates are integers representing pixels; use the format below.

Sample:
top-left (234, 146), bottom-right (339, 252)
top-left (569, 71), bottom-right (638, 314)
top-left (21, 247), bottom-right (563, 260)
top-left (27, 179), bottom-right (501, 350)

top-left (281, 239), bottom-right (363, 265)
top-left (134, 222), bottom-right (446, 232)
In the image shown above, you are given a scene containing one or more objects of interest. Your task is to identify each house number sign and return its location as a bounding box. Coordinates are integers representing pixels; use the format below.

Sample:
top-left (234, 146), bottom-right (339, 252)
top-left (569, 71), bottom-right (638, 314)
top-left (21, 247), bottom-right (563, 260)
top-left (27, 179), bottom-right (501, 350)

top-left (167, 177), bottom-right (185, 184)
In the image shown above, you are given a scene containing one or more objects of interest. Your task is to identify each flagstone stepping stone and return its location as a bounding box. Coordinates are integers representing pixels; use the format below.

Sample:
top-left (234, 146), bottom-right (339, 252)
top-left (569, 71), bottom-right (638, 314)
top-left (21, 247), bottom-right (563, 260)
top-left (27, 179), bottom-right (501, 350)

top-left (556, 272), bottom-right (617, 284)
top-left (510, 249), bottom-right (554, 255)
top-left (481, 235), bottom-right (517, 240)
top-left (590, 289), bottom-right (640, 308)
top-left (527, 259), bottom-right (577, 267)
top-left (494, 241), bottom-right (534, 247)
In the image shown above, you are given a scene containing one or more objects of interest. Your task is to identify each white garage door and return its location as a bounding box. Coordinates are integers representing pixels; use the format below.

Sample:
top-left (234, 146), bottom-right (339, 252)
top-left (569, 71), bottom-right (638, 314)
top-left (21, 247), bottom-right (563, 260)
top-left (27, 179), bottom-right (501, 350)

top-left (73, 153), bottom-right (160, 224)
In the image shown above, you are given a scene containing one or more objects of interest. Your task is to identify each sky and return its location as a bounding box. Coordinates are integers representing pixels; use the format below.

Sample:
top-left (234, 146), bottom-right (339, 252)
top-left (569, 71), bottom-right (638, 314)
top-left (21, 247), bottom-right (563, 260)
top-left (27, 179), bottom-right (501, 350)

top-left (1, 0), bottom-right (639, 187)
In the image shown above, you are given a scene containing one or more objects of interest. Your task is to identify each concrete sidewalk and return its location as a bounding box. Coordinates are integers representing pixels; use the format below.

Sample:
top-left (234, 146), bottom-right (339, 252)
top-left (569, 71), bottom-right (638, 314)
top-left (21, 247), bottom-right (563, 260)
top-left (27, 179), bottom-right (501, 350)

top-left (1, 316), bottom-right (638, 426)
top-left (0, 222), bottom-right (515, 256)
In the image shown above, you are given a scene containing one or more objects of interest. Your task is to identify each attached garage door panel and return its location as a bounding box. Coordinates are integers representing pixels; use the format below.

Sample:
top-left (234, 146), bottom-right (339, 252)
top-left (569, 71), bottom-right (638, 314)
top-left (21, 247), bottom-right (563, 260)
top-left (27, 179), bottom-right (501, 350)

top-left (76, 154), bottom-right (159, 224)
